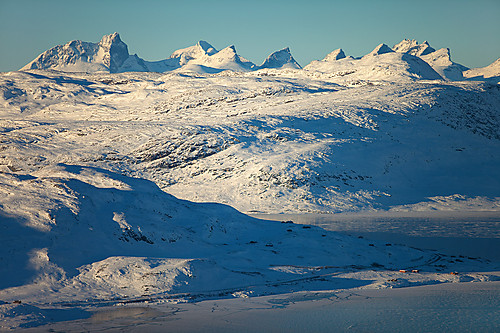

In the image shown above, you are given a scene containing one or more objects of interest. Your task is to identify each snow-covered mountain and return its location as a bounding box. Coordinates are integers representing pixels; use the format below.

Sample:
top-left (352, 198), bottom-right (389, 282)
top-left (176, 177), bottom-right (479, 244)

top-left (20, 34), bottom-right (304, 74)
top-left (463, 57), bottom-right (500, 82)
top-left (323, 48), bottom-right (347, 61)
top-left (306, 39), bottom-right (471, 82)
top-left (419, 47), bottom-right (469, 81)
top-left (21, 33), bottom-right (493, 83)
top-left (393, 39), bottom-right (435, 57)
top-left (259, 47), bottom-right (302, 69)
top-left (304, 44), bottom-right (442, 81)
top-left (187, 44), bottom-right (257, 72)
top-left (362, 43), bottom-right (394, 58)
top-left (21, 33), bottom-right (148, 73)
top-left (391, 39), bottom-right (468, 81)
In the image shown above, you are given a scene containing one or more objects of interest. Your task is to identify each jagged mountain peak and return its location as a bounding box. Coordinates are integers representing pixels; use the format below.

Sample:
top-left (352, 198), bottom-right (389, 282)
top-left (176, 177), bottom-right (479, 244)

top-left (364, 43), bottom-right (394, 57)
top-left (98, 32), bottom-right (123, 47)
top-left (323, 48), bottom-right (346, 61)
top-left (20, 32), bottom-right (131, 73)
top-left (260, 47), bottom-right (301, 69)
top-left (97, 32), bottom-right (129, 73)
top-left (393, 39), bottom-right (419, 52)
top-left (393, 39), bottom-right (435, 57)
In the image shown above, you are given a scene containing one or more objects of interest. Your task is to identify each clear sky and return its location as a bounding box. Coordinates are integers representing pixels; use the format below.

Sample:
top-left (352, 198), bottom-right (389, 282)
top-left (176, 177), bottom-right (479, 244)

top-left (1, 0), bottom-right (499, 72)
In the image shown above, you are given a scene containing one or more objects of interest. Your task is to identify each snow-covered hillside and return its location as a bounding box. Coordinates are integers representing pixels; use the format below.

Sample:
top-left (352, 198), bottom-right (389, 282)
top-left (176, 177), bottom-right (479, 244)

top-left (2, 38), bottom-right (500, 328)
top-left (1, 69), bottom-right (500, 214)
top-left (1, 162), bottom-right (496, 328)
top-left (464, 57), bottom-right (500, 82)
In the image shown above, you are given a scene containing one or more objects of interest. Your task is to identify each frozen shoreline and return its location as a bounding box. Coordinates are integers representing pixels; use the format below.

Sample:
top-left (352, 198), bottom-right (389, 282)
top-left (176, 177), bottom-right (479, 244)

top-left (251, 212), bottom-right (500, 261)
top-left (20, 279), bottom-right (500, 332)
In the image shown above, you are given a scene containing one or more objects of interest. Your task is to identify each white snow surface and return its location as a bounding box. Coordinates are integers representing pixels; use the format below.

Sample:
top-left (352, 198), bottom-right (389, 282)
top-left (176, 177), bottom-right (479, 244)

top-left (2, 50), bottom-right (500, 328)
top-left (464, 57), bottom-right (500, 83)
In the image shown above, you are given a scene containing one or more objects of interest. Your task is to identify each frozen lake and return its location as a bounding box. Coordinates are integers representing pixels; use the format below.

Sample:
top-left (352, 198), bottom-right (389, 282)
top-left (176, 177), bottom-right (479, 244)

top-left (252, 211), bottom-right (500, 261)
top-left (18, 211), bottom-right (500, 332)
top-left (22, 280), bottom-right (500, 332)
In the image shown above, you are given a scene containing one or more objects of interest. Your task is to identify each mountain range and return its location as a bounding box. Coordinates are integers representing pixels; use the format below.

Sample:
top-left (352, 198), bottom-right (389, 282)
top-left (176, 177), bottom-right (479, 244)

top-left (21, 33), bottom-right (499, 82)
top-left (21, 33), bottom-right (301, 74)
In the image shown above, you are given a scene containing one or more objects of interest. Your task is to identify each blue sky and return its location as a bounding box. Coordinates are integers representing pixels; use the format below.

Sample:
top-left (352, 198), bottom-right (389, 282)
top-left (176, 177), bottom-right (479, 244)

top-left (1, 0), bottom-right (499, 72)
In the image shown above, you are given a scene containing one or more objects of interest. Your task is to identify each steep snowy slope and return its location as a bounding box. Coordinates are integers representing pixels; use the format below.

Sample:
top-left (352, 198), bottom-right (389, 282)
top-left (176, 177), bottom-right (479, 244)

top-left (464, 57), bottom-right (500, 82)
top-left (420, 47), bottom-right (469, 81)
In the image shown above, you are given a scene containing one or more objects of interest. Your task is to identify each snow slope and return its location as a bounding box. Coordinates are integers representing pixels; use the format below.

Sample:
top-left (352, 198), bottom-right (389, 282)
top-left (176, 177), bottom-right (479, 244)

top-left (0, 163), bottom-right (496, 329)
top-left (464, 57), bottom-right (500, 83)
top-left (420, 47), bottom-right (469, 81)
top-left (1, 69), bottom-right (499, 215)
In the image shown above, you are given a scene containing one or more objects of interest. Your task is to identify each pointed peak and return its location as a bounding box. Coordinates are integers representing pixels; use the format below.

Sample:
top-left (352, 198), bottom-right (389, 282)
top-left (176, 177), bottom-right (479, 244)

top-left (324, 48), bottom-right (346, 61)
top-left (260, 47), bottom-right (301, 69)
top-left (365, 43), bottom-right (394, 57)
top-left (216, 45), bottom-right (238, 57)
top-left (99, 32), bottom-right (123, 46)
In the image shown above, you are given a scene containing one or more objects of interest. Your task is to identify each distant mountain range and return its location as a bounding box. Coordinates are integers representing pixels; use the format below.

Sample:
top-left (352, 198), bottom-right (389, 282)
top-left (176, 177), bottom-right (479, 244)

top-left (21, 33), bottom-right (500, 82)
top-left (21, 33), bottom-right (301, 74)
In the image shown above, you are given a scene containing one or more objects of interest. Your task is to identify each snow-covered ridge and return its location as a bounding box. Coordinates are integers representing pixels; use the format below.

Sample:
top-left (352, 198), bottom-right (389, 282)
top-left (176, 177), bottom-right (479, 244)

top-left (463, 57), bottom-right (500, 82)
top-left (20, 34), bottom-right (499, 83)
top-left (0, 163), bottom-right (496, 329)
top-left (21, 33), bottom-right (300, 74)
